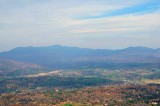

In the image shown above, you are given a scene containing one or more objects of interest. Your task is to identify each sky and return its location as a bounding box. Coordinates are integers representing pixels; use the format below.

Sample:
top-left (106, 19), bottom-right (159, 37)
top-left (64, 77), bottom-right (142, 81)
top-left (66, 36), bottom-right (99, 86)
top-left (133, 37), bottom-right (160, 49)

top-left (0, 0), bottom-right (160, 51)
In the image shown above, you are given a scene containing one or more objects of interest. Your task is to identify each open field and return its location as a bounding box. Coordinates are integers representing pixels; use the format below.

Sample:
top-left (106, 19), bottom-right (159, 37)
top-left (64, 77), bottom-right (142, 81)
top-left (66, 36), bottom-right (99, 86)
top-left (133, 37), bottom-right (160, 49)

top-left (142, 79), bottom-right (160, 84)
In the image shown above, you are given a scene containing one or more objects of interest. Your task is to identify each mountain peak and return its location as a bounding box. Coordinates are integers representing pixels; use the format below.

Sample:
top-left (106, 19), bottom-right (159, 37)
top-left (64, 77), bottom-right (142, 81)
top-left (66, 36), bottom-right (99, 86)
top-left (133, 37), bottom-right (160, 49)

top-left (124, 46), bottom-right (154, 51)
top-left (126, 46), bottom-right (152, 49)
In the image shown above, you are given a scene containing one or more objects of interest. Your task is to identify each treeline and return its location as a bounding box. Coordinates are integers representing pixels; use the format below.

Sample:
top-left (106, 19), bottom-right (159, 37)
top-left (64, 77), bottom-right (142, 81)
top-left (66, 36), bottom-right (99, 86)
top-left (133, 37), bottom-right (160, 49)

top-left (41, 62), bottom-right (160, 70)
top-left (0, 76), bottom-right (121, 94)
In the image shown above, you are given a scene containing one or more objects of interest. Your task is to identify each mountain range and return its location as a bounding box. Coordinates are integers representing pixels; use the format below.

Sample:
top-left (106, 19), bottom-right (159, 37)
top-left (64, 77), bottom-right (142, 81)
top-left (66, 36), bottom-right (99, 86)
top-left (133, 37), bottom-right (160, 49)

top-left (0, 45), bottom-right (160, 71)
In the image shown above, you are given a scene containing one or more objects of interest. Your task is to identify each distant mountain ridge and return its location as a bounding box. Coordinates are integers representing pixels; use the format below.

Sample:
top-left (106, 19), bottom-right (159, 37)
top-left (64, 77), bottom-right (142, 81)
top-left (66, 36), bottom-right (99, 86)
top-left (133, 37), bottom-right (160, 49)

top-left (0, 45), bottom-right (160, 69)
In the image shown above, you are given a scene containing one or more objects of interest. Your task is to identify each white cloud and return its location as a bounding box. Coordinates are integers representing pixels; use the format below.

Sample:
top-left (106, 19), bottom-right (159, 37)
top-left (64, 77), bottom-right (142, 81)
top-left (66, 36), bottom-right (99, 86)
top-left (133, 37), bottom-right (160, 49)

top-left (0, 0), bottom-right (159, 51)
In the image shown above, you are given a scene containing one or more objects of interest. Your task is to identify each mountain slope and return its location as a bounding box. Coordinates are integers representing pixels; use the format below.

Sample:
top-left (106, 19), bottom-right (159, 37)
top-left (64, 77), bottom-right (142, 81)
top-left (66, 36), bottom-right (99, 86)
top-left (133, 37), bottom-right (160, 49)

top-left (0, 57), bottom-right (49, 77)
top-left (0, 45), bottom-right (160, 69)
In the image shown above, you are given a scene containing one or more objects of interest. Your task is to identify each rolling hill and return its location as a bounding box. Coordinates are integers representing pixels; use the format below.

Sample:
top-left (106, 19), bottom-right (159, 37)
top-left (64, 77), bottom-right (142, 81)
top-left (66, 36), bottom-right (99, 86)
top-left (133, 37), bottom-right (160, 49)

top-left (0, 57), bottom-right (49, 77)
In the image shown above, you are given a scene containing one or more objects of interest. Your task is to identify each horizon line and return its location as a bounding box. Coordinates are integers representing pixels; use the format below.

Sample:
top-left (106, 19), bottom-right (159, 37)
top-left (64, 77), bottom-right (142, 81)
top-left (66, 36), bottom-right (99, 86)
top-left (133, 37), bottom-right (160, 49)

top-left (1, 45), bottom-right (159, 52)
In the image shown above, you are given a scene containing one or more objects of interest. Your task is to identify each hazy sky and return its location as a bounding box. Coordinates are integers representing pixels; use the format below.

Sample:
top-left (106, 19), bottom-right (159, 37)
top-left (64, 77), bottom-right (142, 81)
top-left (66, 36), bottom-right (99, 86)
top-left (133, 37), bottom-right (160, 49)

top-left (0, 0), bottom-right (160, 51)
